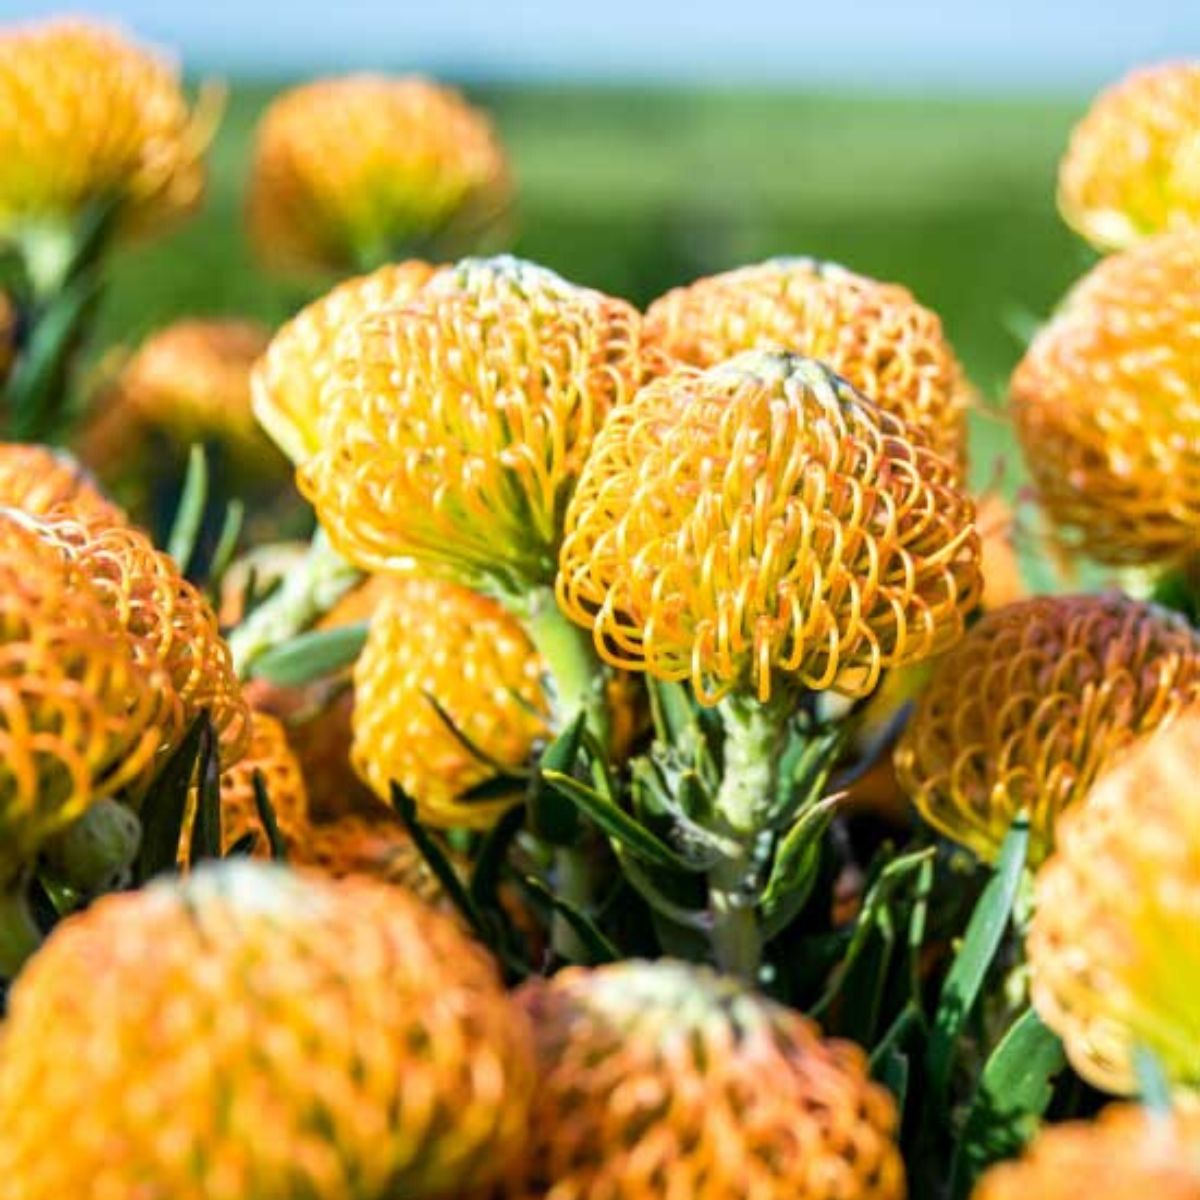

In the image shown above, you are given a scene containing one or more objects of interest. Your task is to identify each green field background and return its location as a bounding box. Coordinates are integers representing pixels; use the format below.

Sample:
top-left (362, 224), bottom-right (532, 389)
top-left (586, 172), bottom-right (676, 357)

top-left (98, 84), bottom-right (1097, 496)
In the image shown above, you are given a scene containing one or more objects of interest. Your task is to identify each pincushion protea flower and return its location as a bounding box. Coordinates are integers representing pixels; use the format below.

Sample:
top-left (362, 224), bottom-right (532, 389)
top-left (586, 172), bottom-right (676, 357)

top-left (1028, 709), bottom-right (1200, 1094)
top-left (972, 1105), bottom-right (1200, 1199)
top-left (895, 594), bottom-right (1200, 865)
top-left (352, 577), bottom-right (549, 830)
top-left (0, 442), bottom-right (123, 523)
top-left (248, 75), bottom-right (510, 275)
top-left (1011, 229), bottom-right (1200, 568)
top-left (493, 959), bottom-right (904, 1199)
top-left (300, 257), bottom-right (647, 592)
top-left (644, 257), bottom-right (972, 465)
top-left (0, 18), bottom-right (211, 246)
top-left (1058, 61), bottom-right (1200, 251)
top-left (558, 349), bottom-right (981, 706)
top-left (0, 510), bottom-right (161, 886)
top-left (0, 861), bottom-right (535, 1200)
top-left (252, 260), bottom-right (439, 464)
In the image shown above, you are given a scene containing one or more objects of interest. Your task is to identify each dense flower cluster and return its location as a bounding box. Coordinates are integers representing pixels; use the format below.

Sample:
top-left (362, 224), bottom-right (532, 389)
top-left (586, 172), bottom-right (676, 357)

top-left (0, 442), bottom-right (123, 523)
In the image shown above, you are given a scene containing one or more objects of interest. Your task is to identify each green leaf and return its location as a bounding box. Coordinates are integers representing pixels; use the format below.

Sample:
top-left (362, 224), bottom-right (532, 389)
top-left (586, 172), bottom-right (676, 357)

top-left (468, 805), bottom-right (526, 915)
top-left (166, 444), bottom-right (209, 575)
top-left (949, 1008), bottom-right (1065, 1197)
top-left (187, 720), bottom-right (223, 866)
top-left (526, 713), bottom-right (587, 845)
top-left (648, 679), bottom-right (694, 745)
top-left (541, 769), bottom-right (696, 872)
top-left (522, 874), bottom-right (619, 964)
top-left (424, 692), bottom-right (529, 777)
top-left (760, 795), bottom-right (839, 939)
top-left (542, 710), bottom-right (587, 776)
top-left (251, 770), bottom-right (288, 862)
top-left (207, 499), bottom-right (245, 592)
top-left (135, 714), bottom-right (209, 885)
top-left (878, 1048), bottom-right (910, 1115)
top-left (1135, 1044), bottom-right (1173, 1114)
top-left (928, 818), bottom-right (1030, 1104)
top-left (249, 623), bottom-right (368, 687)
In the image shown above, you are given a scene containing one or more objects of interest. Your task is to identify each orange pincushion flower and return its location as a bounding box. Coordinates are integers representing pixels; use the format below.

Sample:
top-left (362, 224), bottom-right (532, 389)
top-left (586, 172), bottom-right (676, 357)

top-left (0, 510), bottom-right (161, 883)
top-left (0, 19), bottom-right (210, 240)
top-left (42, 511), bottom-right (250, 770)
top-left (0, 442), bottom-right (123, 523)
top-left (972, 1105), bottom-right (1200, 1199)
top-left (352, 577), bottom-right (549, 830)
top-left (0, 861), bottom-right (535, 1200)
top-left (498, 959), bottom-right (904, 1200)
top-left (1011, 229), bottom-right (1200, 568)
top-left (1059, 61), bottom-right (1200, 251)
top-left (300, 257), bottom-right (648, 588)
top-left (644, 257), bottom-right (971, 465)
top-left (248, 75), bottom-right (510, 275)
top-left (895, 594), bottom-right (1200, 865)
top-left (252, 260), bottom-right (439, 464)
top-left (557, 350), bottom-right (981, 706)
top-left (1029, 710), bottom-right (1200, 1094)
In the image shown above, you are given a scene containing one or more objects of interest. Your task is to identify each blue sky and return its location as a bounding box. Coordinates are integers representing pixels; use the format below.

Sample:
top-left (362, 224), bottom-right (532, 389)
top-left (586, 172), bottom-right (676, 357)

top-left (3, 0), bottom-right (1197, 88)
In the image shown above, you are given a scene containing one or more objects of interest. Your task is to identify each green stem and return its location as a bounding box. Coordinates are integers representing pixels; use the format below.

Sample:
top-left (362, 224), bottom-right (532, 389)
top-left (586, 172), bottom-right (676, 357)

top-left (0, 884), bottom-right (42, 979)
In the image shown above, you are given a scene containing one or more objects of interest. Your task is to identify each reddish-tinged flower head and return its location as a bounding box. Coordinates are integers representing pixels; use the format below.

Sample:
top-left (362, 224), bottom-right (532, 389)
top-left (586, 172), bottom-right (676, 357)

top-left (1011, 229), bottom-right (1200, 567)
top-left (0, 18), bottom-right (211, 239)
top-left (558, 350), bottom-right (981, 705)
top-left (248, 75), bottom-right (510, 275)
top-left (0, 443), bottom-right (123, 524)
top-left (644, 257), bottom-right (972, 465)
top-left (0, 861), bottom-right (535, 1200)
top-left (495, 959), bottom-right (905, 1199)
top-left (1058, 61), bottom-right (1200, 250)
top-left (1029, 710), bottom-right (1200, 1094)
top-left (299, 257), bottom-right (649, 590)
top-left (972, 1105), bottom-right (1200, 1199)
top-left (252, 260), bottom-right (439, 464)
top-left (352, 577), bottom-right (549, 830)
top-left (895, 594), bottom-right (1200, 864)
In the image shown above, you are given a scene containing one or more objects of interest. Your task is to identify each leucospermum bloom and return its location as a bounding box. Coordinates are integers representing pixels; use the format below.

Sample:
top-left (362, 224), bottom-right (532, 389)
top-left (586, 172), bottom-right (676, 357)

top-left (0, 510), bottom-right (160, 883)
top-left (248, 75), bottom-right (510, 275)
top-left (1011, 229), bottom-right (1200, 567)
top-left (0, 861), bottom-right (535, 1200)
top-left (1059, 61), bottom-right (1200, 251)
top-left (251, 260), bottom-right (438, 464)
top-left (0, 18), bottom-right (210, 243)
top-left (0, 442), bottom-right (123, 524)
top-left (300, 257), bottom-right (648, 590)
top-left (644, 257), bottom-right (972, 465)
top-left (972, 1105), bottom-right (1200, 1199)
top-left (557, 350), bottom-right (982, 705)
top-left (895, 594), bottom-right (1200, 865)
top-left (499, 959), bottom-right (905, 1199)
top-left (352, 577), bottom-right (550, 829)
top-left (1028, 710), bottom-right (1200, 1094)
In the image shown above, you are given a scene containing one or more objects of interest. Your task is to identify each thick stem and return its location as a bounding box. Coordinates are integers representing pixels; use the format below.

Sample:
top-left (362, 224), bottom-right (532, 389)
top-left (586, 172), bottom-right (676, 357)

top-left (0, 885), bottom-right (41, 979)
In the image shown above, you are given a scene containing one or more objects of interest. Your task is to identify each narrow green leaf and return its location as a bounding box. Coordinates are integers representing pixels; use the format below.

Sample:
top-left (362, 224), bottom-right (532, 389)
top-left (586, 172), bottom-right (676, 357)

top-left (468, 805), bottom-right (526, 914)
top-left (760, 795), bottom-right (839, 939)
top-left (166, 444), bottom-right (209, 574)
top-left (225, 832), bottom-right (259, 859)
top-left (878, 1048), bottom-right (910, 1115)
top-left (647, 679), bottom-right (694, 745)
top-left (249, 623), bottom-right (368, 688)
top-left (542, 710), bottom-right (587, 776)
top-left (207, 499), bottom-right (245, 591)
top-left (135, 714), bottom-right (208, 885)
top-left (188, 720), bottom-right (223, 865)
top-left (424, 692), bottom-right (527, 776)
top-left (522, 874), bottom-right (618, 964)
top-left (1135, 1045), bottom-right (1173, 1114)
top-left (251, 771), bottom-right (288, 862)
top-left (928, 818), bottom-right (1030, 1103)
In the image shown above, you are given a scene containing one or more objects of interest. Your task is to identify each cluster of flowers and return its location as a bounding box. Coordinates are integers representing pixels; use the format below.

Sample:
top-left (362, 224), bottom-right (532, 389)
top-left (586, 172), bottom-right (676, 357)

top-left (0, 15), bottom-right (1197, 1198)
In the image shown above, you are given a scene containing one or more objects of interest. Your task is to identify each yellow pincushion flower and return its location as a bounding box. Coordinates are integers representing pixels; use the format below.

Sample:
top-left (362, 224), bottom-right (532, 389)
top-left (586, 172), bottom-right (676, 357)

top-left (300, 257), bottom-right (648, 590)
top-left (1029, 710), bottom-right (1200, 1094)
top-left (0, 510), bottom-right (161, 883)
top-left (972, 1105), bottom-right (1200, 1199)
top-left (895, 594), bottom-right (1200, 865)
top-left (1011, 229), bottom-right (1200, 568)
top-left (248, 75), bottom-right (510, 275)
top-left (496, 959), bottom-right (905, 1199)
top-left (1059, 61), bottom-right (1200, 251)
top-left (0, 861), bottom-right (535, 1200)
top-left (0, 442), bottom-right (123, 523)
top-left (0, 18), bottom-right (210, 242)
top-left (352, 577), bottom-right (549, 830)
top-left (644, 257), bottom-right (972, 465)
top-left (557, 350), bottom-right (981, 706)
top-left (252, 260), bottom-right (439, 464)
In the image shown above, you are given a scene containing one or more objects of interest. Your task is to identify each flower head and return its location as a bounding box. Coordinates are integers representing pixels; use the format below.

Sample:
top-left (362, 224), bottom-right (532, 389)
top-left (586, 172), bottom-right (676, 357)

top-left (972, 1105), bottom-right (1200, 1199)
top-left (0, 443), bottom-right (123, 523)
top-left (644, 257), bottom-right (972, 465)
top-left (299, 256), bottom-right (648, 590)
top-left (252, 261), bottom-right (439, 464)
top-left (1029, 710), bottom-right (1200, 1093)
top-left (0, 18), bottom-right (210, 240)
top-left (352, 577), bottom-right (549, 829)
top-left (248, 75), bottom-right (510, 275)
top-left (895, 594), bottom-right (1200, 864)
top-left (1011, 229), bottom-right (1200, 567)
top-left (0, 861), bottom-right (535, 1200)
top-left (497, 959), bottom-right (904, 1199)
top-left (558, 350), bottom-right (981, 705)
top-left (1059, 61), bottom-right (1200, 250)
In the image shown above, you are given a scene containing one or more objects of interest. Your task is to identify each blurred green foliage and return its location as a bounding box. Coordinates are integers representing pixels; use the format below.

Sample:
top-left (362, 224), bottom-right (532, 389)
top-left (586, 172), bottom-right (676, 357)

top-left (97, 83), bottom-right (1093, 493)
